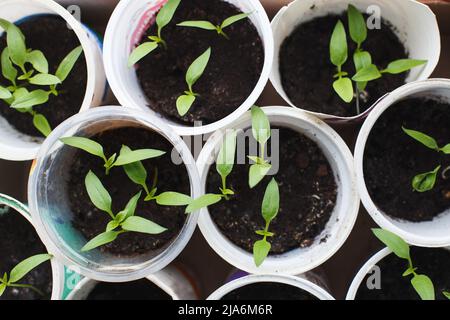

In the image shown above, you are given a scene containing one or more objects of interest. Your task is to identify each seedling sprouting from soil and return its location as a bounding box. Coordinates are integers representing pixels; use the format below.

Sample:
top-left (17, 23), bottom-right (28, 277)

top-left (128, 0), bottom-right (181, 67)
top-left (0, 19), bottom-right (83, 136)
top-left (176, 47), bottom-right (211, 116)
top-left (177, 12), bottom-right (251, 40)
top-left (402, 127), bottom-right (450, 192)
top-left (329, 5), bottom-right (427, 114)
top-left (81, 171), bottom-right (167, 251)
top-left (0, 254), bottom-right (52, 297)
top-left (253, 178), bottom-right (279, 267)
top-left (372, 228), bottom-right (443, 300)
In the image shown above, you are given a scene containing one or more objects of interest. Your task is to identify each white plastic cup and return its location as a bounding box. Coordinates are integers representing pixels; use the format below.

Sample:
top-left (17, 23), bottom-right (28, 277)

top-left (0, 193), bottom-right (64, 300)
top-left (270, 0), bottom-right (441, 123)
top-left (355, 78), bottom-right (450, 247)
top-left (103, 0), bottom-right (274, 136)
top-left (27, 106), bottom-right (201, 282)
top-left (0, 0), bottom-right (107, 161)
top-left (66, 264), bottom-right (197, 300)
top-left (197, 106), bottom-right (359, 275)
top-left (207, 274), bottom-right (335, 300)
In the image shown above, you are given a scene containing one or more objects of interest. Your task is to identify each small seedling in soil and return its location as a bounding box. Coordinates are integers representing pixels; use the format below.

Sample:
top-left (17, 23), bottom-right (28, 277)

top-left (248, 106), bottom-right (272, 188)
top-left (177, 12), bottom-right (251, 40)
top-left (402, 127), bottom-right (450, 192)
top-left (176, 47), bottom-right (211, 116)
top-left (128, 0), bottom-right (181, 67)
top-left (81, 171), bottom-right (168, 251)
top-left (60, 136), bottom-right (165, 175)
top-left (329, 5), bottom-right (426, 113)
top-left (372, 228), bottom-right (444, 300)
top-left (0, 19), bottom-right (83, 137)
top-left (253, 178), bottom-right (279, 267)
top-left (0, 254), bottom-right (52, 297)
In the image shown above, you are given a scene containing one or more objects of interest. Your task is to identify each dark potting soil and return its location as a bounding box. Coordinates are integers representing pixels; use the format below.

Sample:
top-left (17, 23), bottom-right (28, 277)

top-left (86, 279), bottom-right (171, 300)
top-left (364, 98), bottom-right (450, 222)
top-left (68, 127), bottom-right (189, 256)
top-left (279, 13), bottom-right (408, 117)
top-left (207, 128), bottom-right (337, 254)
top-left (135, 0), bottom-right (264, 125)
top-left (221, 282), bottom-right (318, 300)
top-left (0, 15), bottom-right (87, 137)
top-left (0, 208), bottom-right (52, 300)
top-left (355, 247), bottom-right (450, 300)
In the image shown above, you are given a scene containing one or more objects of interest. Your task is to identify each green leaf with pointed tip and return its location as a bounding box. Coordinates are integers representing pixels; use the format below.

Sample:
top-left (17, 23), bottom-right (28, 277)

top-left (177, 20), bottom-right (216, 30)
top-left (2, 20), bottom-right (27, 69)
top-left (26, 50), bottom-right (48, 74)
top-left (253, 240), bottom-right (271, 267)
top-left (352, 64), bottom-right (382, 82)
top-left (443, 291), bottom-right (450, 300)
top-left (106, 220), bottom-right (120, 232)
top-left (402, 267), bottom-right (417, 277)
top-left (33, 113), bottom-right (52, 137)
top-left (330, 20), bottom-right (348, 67)
top-left (121, 216), bottom-right (167, 235)
top-left (221, 13), bottom-right (251, 29)
top-left (114, 147), bottom-right (165, 167)
top-left (216, 130), bottom-right (237, 179)
top-left (262, 178), bottom-right (279, 223)
top-left (0, 283), bottom-right (6, 296)
top-left (9, 254), bottom-right (52, 284)
top-left (186, 47), bottom-right (211, 90)
top-left (1, 48), bottom-right (18, 85)
top-left (255, 230), bottom-right (274, 237)
top-left (347, 4), bottom-right (367, 46)
top-left (185, 194), bottom-right (222, 214)
top-left (411, 274), bottom-right (435, 300)
top-left (85, 170), bottom-right (113, 215)
top-left (124, 160), bottom-right (148, 188)
top-left (155, 192), bottom-right (192, 206)
top-left (128, 42), bottom-right (158, 67)
top-left (249, 163), bottom-right (271, 189)
top-left (60, 136), bottom-right (106, 160)
top-left (441, 144), bottom-right (450, 154)
top-left (156, 0), bottom-right (181, 31)
top-left (333, 77), bottom-right (353, 103)
top-left (251, 106), bottom-right (271, 146)
top-left (176, 94), bottom-right (196, 116)
top-left (353, 51), bottom-right (372, 90)
top-left (412, 166), bottom-right (441, 193)
top-left (56, 45), bottom-right (83, 82)
top-left (121, 191), bottom-right (141, 220)
top-left (81, 231), bottom-right (120, 252)
top-left (372, 228), bottom-right (410, 260)
top-left (0, 85), bottom-right (12, 100)
top-left (10, 89), bottom-right (49, 109)
top-left (29, 73), bottom-right (61, 86)
top-left (402, 127), bottom-right (439, 150)
top-left (382, 59), bottom-right (427, 75)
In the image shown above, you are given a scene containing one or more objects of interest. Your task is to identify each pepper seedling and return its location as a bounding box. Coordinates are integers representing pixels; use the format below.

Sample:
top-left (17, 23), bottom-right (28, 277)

top-left (0, 18), bottom-right (83, 136)
top-left (128, 0), bottom-right (181, 67)
top-left (0, 253), bottom-right (52, 297)
top-left (177, 12), bottom-right (250, 40)
top-left (248, 106), bottom-right (272, 188)
top-left (60, 136), bottom-right (166, 175)
top-left (81, 171), bottom-right (167, 252)
top-left (372, 228), bottom-right (443, 300)
top-left (330, 5), bottom-right (427, 114)
top-left (253, 178), bottom-right (279, 267)
top-left (176, 47), bottom-right (211, 116)
top-left (402, 127), bottom-right (450, 192)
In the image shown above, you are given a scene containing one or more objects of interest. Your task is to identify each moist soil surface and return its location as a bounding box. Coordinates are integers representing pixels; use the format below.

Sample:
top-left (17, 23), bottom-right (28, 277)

top-left (207, 128), bottom-right (337, 254)
top-left (0, 15), bottom-right (87, 137)
top-left (0, 208), bottom-right (52, 300)
top-left (279, 13), bottom-right (408, 117)
top-left (68, 127), bottom-right (189, 256)
top-left (136, 0), bottom-right (264, 125)
top-left (364, 98), bottom-right (450, 222)
top-left (356, 247), bottom-right (450, 300)
top-left (86, 279), bottom-right (171, 300)
top-left (221, 282), bottom-right (319, 300)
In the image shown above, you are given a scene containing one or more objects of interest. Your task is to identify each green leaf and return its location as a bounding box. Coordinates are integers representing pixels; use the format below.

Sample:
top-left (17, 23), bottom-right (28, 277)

top-left (411, 274), bottom-right (435, 300)
top-left (261, 178), bottom-right (280, 223)
top-left (29, 73), bottom-right (61, 86)
top-left (120, 191), bottom-right (141, 219)
top-left (354, 51), bottom-right (372, 72)
top-left (347, 4), bottom-right (367, 46)
top-left (185, 194), bottom-right (222, 213)
top-left (186, 47), bottom-right (211, 90)
top-left (412, 166), bottom-right (441, 193)
top-left (26, 50), bottom-right (48, 74)
top-left (176, 94), bottom-right (196, 116)
top-left (114, 147), bottom-right (166, 167)
top-left (372, 228), bottom-right (410, 260)
top-left (0, 85), bottom-right (12, 100)
top-left (33, 113), bottom-right (52, 137)
top-left (55, 45), bottom-right (83, 82)
top-left (0, 283), bottom-right (6, 296)
top-left (106, 220), bottom-right (120, 232)
top-left (443, 291), bottom-right (450, 300)
top-left (382, 59), bottom-right (427, 75)
top-left (81, 231), bottom-right (120, 252)
top-left (1, 48), bottom-right (18, 85)
top-left (253, 240), bottom-right (271, 267)
top-left (255, 230), bottom-right (274, 237)
top-left (440, 144), bottom-right (450, 154)
top-left (124, 160), bottom-right (148, 188)
top-left (177, 21), bottom-right (216, 30)
top-left (128, 42), bottom-right (158, 67)
top-left (221, 13), bottom-right (251, 29)
top-left (251, 106), bottom-right (271, 146)
top-left (60, 136), bottom-right (106, 160)
top-left (330, 20), bottom-right (348, 67)
top-left (402, 267), bottom-right (417, 277)
top-left (3, 20), bottom-right (27, 69)
top-left (352, 64), bottom-right (382, 82)
top-left (216, 130), bottom-right (237, 179)
top-left (333, 77), bottom-right (353, 103)
top-left (155, 192), bottom-right (192, 206)
top-left (9, 254), bottom-right (52, 284)
top-left (121, 216), bottom-right (167, 234)
top-left (10, 89), bottom-right (49, 109)
top-left (249, 163), bottom-right (271, 189)
top-left (85, 170), bottom-right (113, 215)
top-left (156, 0), bottom-right (181, 32)
top-left (402, 127), bottom-right (439, 150)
